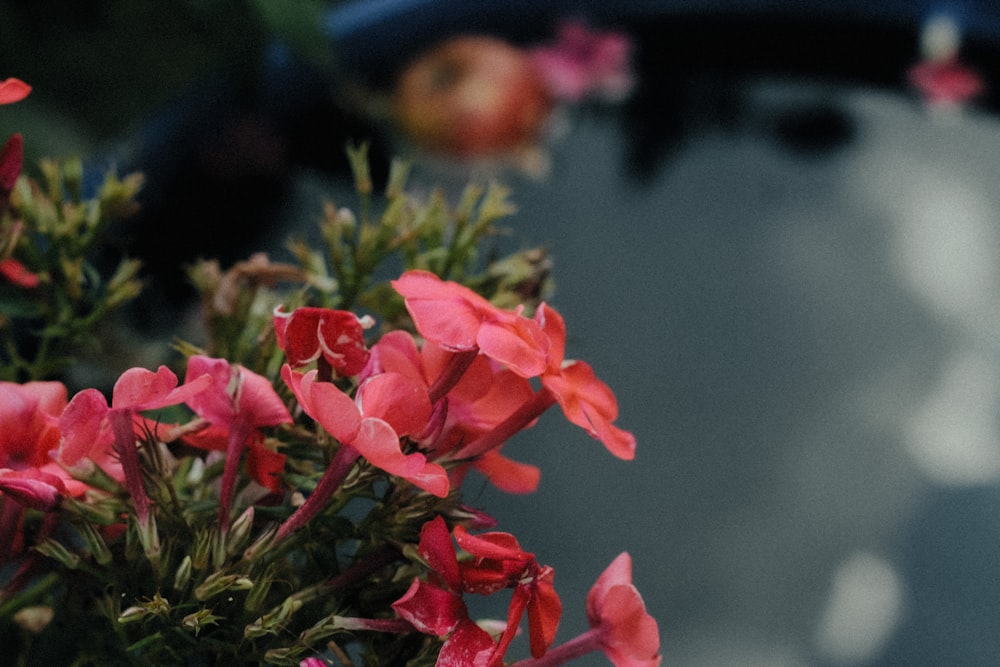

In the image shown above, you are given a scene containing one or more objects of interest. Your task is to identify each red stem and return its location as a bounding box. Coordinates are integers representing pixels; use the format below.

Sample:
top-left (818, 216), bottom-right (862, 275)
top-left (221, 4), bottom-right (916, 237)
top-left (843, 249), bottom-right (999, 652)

top-left (455, 388), bottom-right (558, 459)
top-left (109, 409), bottom-right (150, 526)
top-left (274, 444), bottom-right (361, 544)
top-left (507, 628), bottom-right (601, 667)
top-left (428, 349), bottom-right (480, 404)
top-left (217, 418), bottom-right (254, 531)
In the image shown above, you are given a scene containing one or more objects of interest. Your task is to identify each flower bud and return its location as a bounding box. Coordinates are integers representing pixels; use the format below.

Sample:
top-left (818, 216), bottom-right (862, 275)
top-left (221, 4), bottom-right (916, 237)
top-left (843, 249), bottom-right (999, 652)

top-left (182, 608), bottom-right (222, 636)
top-left (243, 563), bottom-right (277, 613)
top-left (35, 539), bottom-right (81, 569)
top-left (75, 518), bottom-right (112, 566)
top-left (195, 572), bottom-right (254, 602)
top-left (117, 605), bottom-right (147, 624)
top-left (226, 507), bottom-right (255, 558)
top-left (244, 596), bottom-right (302, 639)
top-left (174, 555), bottom-right (193, 592)
top-left (13, 606), bottom-right (54, 634)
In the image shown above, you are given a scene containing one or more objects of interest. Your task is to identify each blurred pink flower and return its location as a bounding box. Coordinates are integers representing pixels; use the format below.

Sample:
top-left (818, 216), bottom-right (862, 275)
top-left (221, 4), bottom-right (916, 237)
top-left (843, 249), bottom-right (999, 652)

top-left (0, 78), bottom-right (30, 105)
top-left (529, 21), bottom-right (634, 103)
top-left (57, 366), bottom-right (212, 526)
top-left (908, 57), bottom-right (984, 108)
top-left (0, 257), bottom-right (39, 288)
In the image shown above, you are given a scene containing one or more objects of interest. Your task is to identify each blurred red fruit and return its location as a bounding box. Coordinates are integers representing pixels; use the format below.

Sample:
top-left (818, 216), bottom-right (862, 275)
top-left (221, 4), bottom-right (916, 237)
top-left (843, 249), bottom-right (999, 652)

top-left (392, 36), bottom-right (553, 158)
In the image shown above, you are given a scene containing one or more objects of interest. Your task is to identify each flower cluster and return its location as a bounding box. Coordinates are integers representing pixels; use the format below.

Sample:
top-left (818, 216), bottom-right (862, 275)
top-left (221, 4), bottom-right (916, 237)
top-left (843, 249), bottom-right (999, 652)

top-left (1, 79), bottom-right (659, 666)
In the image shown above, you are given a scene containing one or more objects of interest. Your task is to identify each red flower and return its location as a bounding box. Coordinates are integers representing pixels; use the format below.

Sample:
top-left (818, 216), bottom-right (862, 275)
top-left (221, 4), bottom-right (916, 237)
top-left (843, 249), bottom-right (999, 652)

top-left (585, 553), bottom-right (661, 667)
top-left (273, 306), bottom-right (371, 376)
top-left (454, 525), bottom-right (562, 661)
top-left (391, 270), bottom-right (549, 379)
top-left (394, 517), bottom-right (562, 665)
top-left (535, 303), bottom-right (636, 460)
top-left (182, 355), bottom-right (291, 522)
top-left (0, 78), bottom-right (30, 105)
top-left (392, 516), bottom-right (498, 666)
top-left (281, 365), bottom-right (449, 497)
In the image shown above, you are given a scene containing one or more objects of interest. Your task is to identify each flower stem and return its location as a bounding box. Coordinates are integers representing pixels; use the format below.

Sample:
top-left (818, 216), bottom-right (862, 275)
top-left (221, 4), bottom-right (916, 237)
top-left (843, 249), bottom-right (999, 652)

top-left (428, 349), bottom-right (479, 404)
top-left (508, 628), bottom-right (601, 667)
top-left (455, 387), bottom-right (558, 459)
top-left (109, 409), bottom-right (149, 525)
top-left (273, 444), bottom-right (360, 544)
top-left (217, 418), bottom-right (253, 531)
top-left (0, 497), bottom-right (23, 566)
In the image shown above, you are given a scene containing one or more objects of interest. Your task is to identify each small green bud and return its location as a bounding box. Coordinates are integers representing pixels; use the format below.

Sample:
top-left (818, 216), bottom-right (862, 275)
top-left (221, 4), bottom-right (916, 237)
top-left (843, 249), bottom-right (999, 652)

top-left (34, 539), bottom-right (81, 569)
top-left (385, 157), bottom-right (412, 199)
top-left (226, 506), bottom-right (256, 558)
top-left (194, 572), bottom-right (253, 602)
top-left (117, 605), bottom-right (147, 624)
top-left (191, 529), bottom-right (213, 570)
top-left (244, 596), bottom-right (302, 639)
top-left (243, 562), bottom-right (279, 614)
top-left (74, 518), bottom-right (112, 566)
top-left (174, 555), bottom-right (193, 592)
top-left (142, 591), bottom-right (171, 619)
top-left (346, 142), bottom-right (372, 195)
top-left (182, 608), bottom-right (223, 636)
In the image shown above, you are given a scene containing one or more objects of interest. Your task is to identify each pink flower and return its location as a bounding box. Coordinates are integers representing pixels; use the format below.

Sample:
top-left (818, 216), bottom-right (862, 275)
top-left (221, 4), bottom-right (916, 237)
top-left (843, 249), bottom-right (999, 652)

top-left (535, 303), bottom-right (636, 460)
top-left (585, 553), bottom-right (661, 667)
top-left (56, 366), bottom-right (212, 526)
top-left (281, 365), bottom-right (449, 497)
top-left (273, 306), bottom-right (371, 376)
top-left (0, 381), bottom-right (82, 509)
top-left (508, 553), bottom-right (660, 667)
top-left (391, 270), bottom-right (549, 379)
top-left (0, 78), bottom-right (30, 105)
top-left (183, 355), bottom-right (291, 526)
top-left (370, 330), bottom-right (541, 493)
top-left (529, 21), bottom-right (634, 103)
top-left (455, 302), bottom-right (636, 463)
top-left (908, 57), bottom-right (983, 107)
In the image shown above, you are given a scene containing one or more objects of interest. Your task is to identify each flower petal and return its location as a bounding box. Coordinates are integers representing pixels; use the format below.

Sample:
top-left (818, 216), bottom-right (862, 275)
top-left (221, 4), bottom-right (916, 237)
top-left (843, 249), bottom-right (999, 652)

top-left (356, 372), bottom-right (432, 437)
top-left (437, 619), bottom-right (497, 667)
top-left (0, 133), bottom-right (24, 193)
top-left (418, 516), bottom-right (462, 591)
top-left (392, 578), bottom-right (465, 636)
top-left (0, 78), bottom-right (31, 105)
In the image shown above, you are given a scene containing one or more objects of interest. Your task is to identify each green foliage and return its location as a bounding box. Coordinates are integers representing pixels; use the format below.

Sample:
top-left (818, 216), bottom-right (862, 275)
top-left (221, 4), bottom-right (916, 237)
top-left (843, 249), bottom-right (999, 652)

top-left (0, 158), bottom-right (144, 381)
top-left (188, 142), bottom-right (553, 375)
